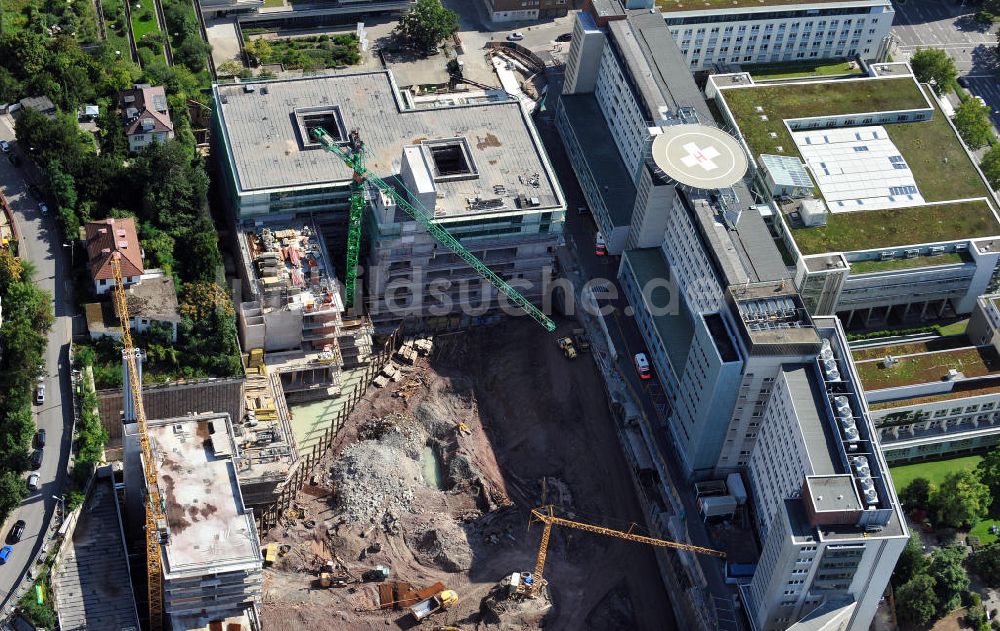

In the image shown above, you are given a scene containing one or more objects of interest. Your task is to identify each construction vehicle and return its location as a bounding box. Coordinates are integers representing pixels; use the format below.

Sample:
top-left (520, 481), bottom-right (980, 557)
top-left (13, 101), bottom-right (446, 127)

top-left (312, 127), bottom-right (556, 333)
top-left (362, 565), bottom-right (391, 582)
top-left (110, 254), bottom-right (166, 630)
top-left (522, 506), bottom-right (725, 597)
top-left (572, 328), bottom-right (590, 352)
top-left (455, 422), bottom-right (471, 436)
top-left (556, 336), bottom-right (577, 359)
top-left (263, 543), bottom-right (279, 567)
top-left (410, 589), bottom-right (459, 622)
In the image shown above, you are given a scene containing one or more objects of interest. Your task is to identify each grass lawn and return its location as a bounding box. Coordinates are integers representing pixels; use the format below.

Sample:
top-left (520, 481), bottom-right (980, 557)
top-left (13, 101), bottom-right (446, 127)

top-left (99, 0), bottom-right (131, 57)
top-left (939, 319), bottom-right (970, 337)
top-left (741, 59), bottom-right (863, 81)
top-left (789, 200), bottom-right (1000, 255)
top-left (263, 0), bottom-right (284, 7)
top-left (849, 251), bottom-right (967, 274)
top-left (890, 455), bottom-right (982, 493)
top-left (854, 345), bottom-right (1000, 390)
top-left (129, 0), bottom-right (161, 43)
top-left (0, 0), bottom-right (35, 34)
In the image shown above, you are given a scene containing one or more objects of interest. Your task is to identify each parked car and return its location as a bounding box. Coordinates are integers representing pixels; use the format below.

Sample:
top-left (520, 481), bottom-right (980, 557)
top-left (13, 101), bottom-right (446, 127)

top-left (595, 231), bottom-right (608, 256)
top-left (7, 520), bottom-right (25, 544)
top-left (27, 473), bottom-right (40, 492)
top-left (634, 352), bottom-right (652, 380)
top-left (0, 140), bottom-right (9, 153)
top-left (975, 95), bottom-right (988, 108)
top-left (30, 449), bottom-right (43, 470)
top-left (0, 545), bottom-right (12, 565)
top-left (506, 32), bottom-right (524, 41)
top-left (35, 429), bottom-right (46, 448)
top-left (958, 76), bottom-right (969, 88)
top-left (34, 384), bottom-right (45, 405)
top-left (38, 202), bottom-right (48, 216)
top-left (26, 183), bottom-right (42, 199)
top-left (556, 32), bottom-right (572, 42)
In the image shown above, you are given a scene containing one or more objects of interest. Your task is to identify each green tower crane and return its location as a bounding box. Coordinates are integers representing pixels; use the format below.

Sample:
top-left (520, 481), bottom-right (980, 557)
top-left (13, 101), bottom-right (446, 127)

top-left (312, 127), bottom-right (556, 333)
top-left (341, 129), bottom-right (365, 309)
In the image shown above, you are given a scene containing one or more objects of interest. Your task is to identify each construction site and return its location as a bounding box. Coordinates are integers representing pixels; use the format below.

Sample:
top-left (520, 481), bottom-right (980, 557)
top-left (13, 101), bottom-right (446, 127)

top-left (257, 320), bottom-right (681, 631)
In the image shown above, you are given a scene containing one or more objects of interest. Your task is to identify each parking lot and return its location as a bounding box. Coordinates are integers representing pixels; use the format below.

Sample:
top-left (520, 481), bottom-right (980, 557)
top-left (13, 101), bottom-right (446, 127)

top-left (892, 0), bottom-right (998, 73)
top-left (891, 0), bottom-right (1000, 130)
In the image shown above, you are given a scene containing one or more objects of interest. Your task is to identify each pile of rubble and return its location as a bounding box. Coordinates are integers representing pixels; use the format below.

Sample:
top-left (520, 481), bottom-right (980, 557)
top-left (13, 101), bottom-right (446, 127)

top-left (328, 413), bottom-right (425, 526)
top-left (404, 513), bottom-right (473, 573)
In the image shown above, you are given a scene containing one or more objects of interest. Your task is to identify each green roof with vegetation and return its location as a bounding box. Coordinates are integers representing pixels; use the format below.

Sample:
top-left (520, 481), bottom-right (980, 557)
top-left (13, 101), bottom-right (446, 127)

top-left (789, 200), bottom-right (1000, 255)
top-left (852, 336), bottom-right (970, 362)
top-left (849, 251), bottom-right (968, 274)
top-left (854, 345), bottom-right (1000, 390)
top-left (720, 79), bottom-right (1000, 254)
top-left (657, 0), bottom-right (861, 11)
top-left (741, 59), bottom-right (864, 81)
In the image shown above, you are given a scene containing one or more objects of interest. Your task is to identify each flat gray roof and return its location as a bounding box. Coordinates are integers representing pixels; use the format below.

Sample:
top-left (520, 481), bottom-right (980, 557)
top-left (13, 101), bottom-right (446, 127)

top-left (784, 365), bottom-right (839, 476)
top-left (559, 94), bottom-right (636, 228)
top-left (806, 475), bottom-right (863, 513)
top-left (151, 415), bottom-right (261, 579)
top-left (52, 478), bottom-right (140, 631)
top-left (214, 72), bottom-right (562, 216)
top-left (623, 248), bottom-right (695, 370)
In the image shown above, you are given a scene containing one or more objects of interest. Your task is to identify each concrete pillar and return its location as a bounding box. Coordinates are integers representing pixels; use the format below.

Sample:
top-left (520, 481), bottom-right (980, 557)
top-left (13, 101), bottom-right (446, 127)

top-left (845, 309), bottom-right (856, 329)
top-left (920, 301), bottom-right (930, 319)
top-left (866, 307), bottom-right (874, 326)
top-left (938, 299), bottom-right (948, 317)
top-left (902, 302), bottom-right (912, 320)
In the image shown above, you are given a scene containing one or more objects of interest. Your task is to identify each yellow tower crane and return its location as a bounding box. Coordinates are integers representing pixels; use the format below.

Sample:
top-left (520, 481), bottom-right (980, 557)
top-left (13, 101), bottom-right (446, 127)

top-left (110, 254), bottom-right (166, 631)
top-left (527, 506), bottom-right (726, 596)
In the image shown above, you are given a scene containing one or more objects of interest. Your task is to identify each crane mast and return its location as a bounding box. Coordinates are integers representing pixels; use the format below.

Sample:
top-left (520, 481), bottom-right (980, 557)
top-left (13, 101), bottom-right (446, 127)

top-left (110, 254), bottom-right (165, 631)
top-left (312, 127), bottom-right (556, 333)
top-left (528, 506), bottom-right (725, 594)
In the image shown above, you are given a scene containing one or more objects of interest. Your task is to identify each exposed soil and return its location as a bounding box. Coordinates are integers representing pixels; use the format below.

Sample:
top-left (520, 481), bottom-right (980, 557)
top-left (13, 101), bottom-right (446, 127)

top-left (260, 320), bottom-right (674, 631)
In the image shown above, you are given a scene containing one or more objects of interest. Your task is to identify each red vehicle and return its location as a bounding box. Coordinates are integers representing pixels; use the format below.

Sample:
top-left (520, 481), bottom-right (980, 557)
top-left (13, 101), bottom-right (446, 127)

top-left (634, 353), bottom-right (652, 380)
top-left (595, 231), bottom-right (608, 256)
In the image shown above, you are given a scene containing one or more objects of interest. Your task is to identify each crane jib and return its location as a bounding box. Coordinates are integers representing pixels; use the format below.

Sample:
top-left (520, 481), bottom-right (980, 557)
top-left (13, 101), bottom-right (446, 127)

top-left (311, 127), bottom-right (556, 333)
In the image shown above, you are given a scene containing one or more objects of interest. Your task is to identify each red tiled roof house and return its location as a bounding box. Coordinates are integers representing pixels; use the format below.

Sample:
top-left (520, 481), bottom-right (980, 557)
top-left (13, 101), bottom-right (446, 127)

top-left (118, 84), bottom-right (174, 153)
top-left (85, 218), bottom-right (144, 295)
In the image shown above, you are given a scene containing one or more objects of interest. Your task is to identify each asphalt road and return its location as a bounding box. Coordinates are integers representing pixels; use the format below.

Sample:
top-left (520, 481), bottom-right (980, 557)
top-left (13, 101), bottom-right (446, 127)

top-left (0, 117), bottom-right (75, 613)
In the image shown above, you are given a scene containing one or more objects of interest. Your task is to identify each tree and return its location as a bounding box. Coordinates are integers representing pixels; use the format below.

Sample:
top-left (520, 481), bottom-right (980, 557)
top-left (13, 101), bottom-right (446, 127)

top-left (174, 38), bottom-right (210, 73)
top-left (953, 98), bottom-right (996, 150)
top-left (46, 159), bottom-right (77, 212)
top-left (932, 470), bottom-right (991, 529)
top-left (972, 543), bottom-right (1000, 587)
top-left (894, 533), bottom-right (929, 586)
top-left (929, 546), bottom-right (971, 615)
top-left (244, 38), bottom-right (272, 65)
top-left (395, 0), bottom-right (459, 53)
top-left (910, 48), bottom-right (958, 95)
top-left (896, 573), bottom-right (938, 626)
top-left (216, 60), bottom-right (244, 77)
top-left (981, 144), bottom-right (1000, 191)
top-left (900, 477), bottom-right (934, 510)
top-left (0, 249), bottom-right (24, 294)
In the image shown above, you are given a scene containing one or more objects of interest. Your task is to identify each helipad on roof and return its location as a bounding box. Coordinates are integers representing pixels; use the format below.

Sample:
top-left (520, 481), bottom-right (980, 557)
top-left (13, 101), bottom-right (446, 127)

top-left (650, 123), bottom-right (748, 190)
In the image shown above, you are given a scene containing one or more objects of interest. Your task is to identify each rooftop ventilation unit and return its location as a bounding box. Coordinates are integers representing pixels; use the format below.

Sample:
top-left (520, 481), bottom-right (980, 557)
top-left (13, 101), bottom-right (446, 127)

top-left (946, 368), bottom-right (960, 381)
top-left (820, 339), bottom-right (833, 360)
top-left (851, 456), bottom-right (870, 476)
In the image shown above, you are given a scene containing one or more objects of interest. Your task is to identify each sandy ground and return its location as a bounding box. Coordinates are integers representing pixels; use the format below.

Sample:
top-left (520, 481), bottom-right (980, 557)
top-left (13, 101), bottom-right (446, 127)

top-left (259, 320), bottom-right (674, 631)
